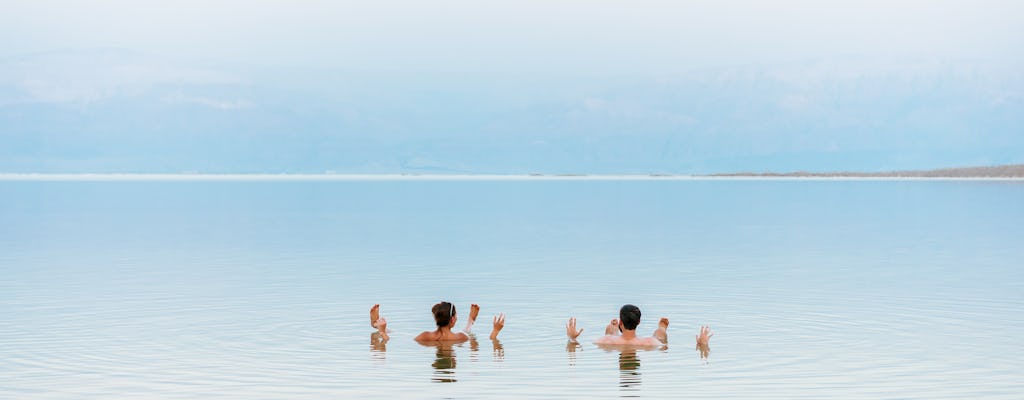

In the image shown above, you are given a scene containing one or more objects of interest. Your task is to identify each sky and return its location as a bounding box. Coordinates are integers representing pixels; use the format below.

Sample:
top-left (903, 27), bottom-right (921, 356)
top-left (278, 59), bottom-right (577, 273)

top-left (1, 1), bottom-right (1022, 173)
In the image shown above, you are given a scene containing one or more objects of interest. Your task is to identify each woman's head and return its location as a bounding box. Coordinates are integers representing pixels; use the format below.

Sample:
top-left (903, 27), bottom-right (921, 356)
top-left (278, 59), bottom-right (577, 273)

top-left (432, 301), bottom-right (457, 327)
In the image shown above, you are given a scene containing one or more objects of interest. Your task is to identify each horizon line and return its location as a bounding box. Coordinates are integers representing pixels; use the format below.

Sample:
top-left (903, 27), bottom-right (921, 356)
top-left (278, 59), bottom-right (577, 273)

top-left (2, 173), bottom-right (1023, 182)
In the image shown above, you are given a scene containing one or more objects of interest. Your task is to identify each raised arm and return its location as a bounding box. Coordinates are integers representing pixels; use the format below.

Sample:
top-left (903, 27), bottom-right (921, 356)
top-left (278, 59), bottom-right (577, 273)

top-left (489, 313), bottom-right (505, 340)
top-left (652, 317), bottom-right (669, 343)
top-left (566, 317), bottom-right (584, 341)
top-left (463, 303), bottom-right (480, 333)
top-left (370, 304), bottom-right (381, 328)
top-left (605, 319), bottom-right (621, 336)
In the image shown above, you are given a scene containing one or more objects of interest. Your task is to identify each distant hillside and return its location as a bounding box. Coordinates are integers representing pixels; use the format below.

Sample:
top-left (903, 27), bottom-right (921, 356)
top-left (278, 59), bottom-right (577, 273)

top-left (2, 49), bottom-right (1022, 174)
top-left (712, 164), bottom-right (1024, 178)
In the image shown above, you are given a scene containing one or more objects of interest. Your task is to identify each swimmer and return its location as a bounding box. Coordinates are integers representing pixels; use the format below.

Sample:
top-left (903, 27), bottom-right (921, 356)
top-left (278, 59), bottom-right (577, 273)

top-left (369, 302), bottom-right (505, 343)
top-left (566, 304), bottom-right (712, 349)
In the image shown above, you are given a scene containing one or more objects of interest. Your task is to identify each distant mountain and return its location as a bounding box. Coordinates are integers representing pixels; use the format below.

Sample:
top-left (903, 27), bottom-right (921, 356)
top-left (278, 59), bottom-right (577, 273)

top-left (1, 49), bottom-right (1022, 174)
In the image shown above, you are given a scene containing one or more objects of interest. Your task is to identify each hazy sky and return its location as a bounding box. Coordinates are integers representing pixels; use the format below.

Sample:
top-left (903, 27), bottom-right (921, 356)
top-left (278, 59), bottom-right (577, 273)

top-left (1, 1), bottom-right (1022, 173)
top-left (4, 1), bottom-right (1021, 72)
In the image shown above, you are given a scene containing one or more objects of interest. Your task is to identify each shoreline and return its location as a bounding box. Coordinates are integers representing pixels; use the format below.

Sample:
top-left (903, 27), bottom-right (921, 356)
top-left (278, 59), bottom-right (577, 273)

top-left (2, 173), bottom-right (1024, 182)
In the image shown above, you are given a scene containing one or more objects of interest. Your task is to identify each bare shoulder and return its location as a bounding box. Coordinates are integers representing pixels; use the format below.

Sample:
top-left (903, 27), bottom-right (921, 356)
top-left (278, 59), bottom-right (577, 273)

top-left (454, 332), bottom-right (470, 341)
top-left (642, 337), bottom-right (665, 346)
top-left (414, 331), bottom-right (437, 342)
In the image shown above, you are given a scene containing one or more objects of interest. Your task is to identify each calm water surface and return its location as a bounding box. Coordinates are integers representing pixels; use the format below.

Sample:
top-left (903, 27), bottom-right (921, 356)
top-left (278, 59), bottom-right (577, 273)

top-left (2, 180), bottom-right (1023, 398)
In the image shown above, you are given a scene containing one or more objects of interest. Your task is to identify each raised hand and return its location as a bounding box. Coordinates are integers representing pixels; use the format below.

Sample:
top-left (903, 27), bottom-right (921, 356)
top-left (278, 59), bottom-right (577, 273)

top-left (490, 313), bottom-right (505, 340)
top-left (653, 317), bottom-right (670, 343)
top-left (370, 304), bottom-right (381, 328)
top-left (696, 325), bottom-right (713, 347)
top-left (605, 319), bottom-right (620, 335)
top-left (566, 317), bottom-right (584, 340)
top-left (469, 303), bottom-right (480, 323)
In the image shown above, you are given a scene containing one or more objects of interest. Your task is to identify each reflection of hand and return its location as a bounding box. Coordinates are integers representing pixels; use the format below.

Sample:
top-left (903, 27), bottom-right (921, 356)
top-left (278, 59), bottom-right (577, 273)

top-left (696, 325), bottom-right (713, 347)
top-left (566, 317), bottom-right (584, 340)
top-left (376, 317), bottom-right (389, 341)
top-left (371, 332), bottom-right (388, 352)
top-left (492, 339), bottom-right (505, 359)
top-left (469, 304), bottom-right (480, 323)
top-left (696, 342), bottom-right (710, 360)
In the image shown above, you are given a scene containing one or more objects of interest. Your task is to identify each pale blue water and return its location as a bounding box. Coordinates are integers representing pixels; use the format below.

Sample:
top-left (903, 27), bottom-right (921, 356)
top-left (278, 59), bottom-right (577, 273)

top-left (2, 179), bottom-right (1023, 398)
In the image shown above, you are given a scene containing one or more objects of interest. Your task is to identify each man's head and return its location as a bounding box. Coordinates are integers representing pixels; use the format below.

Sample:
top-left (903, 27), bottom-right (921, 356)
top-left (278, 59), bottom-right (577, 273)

top-left (619, 304), bottom-right (641, 331)
top-left (432, 301), bottom-right (457, 327)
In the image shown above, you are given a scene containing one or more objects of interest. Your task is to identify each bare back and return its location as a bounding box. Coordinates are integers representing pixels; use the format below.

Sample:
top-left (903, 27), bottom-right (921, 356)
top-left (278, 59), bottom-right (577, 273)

top-left (594, 335), bottom-right (664, 347)
top-left (415, 330), bottom-right (470, 343)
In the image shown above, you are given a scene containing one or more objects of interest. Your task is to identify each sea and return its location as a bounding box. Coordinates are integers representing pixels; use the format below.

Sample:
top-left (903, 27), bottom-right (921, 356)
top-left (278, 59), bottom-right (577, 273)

top-left (2, 177), bottom-right (1022, 399)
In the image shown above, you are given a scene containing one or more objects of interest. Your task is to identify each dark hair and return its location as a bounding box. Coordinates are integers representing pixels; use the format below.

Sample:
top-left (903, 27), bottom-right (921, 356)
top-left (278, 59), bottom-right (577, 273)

top-left (432, 301), bottom-right (456, 327)
top-left (620, 304), bottom-right (641, 330)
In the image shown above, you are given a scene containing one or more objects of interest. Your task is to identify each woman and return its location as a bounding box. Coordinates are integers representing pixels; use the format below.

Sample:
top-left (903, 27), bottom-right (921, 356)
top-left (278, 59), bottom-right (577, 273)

top-left (369, 302), bottom-right (505, 343)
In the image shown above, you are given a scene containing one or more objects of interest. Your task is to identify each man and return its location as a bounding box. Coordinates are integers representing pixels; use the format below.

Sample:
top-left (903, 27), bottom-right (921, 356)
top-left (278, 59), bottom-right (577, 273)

top-left (566, 304), bottom-right (713, 349)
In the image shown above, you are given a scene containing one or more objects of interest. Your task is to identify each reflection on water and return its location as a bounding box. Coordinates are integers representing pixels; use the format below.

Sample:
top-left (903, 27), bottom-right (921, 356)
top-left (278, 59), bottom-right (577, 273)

top-left (594, 345), bottom-right (659, 395)
top-left (697, 342), bottom-right (711, 363)
top-left (431, 343), bottom-right (458, 383)
top-left (491, 339), bottom-right (504, 361)
top-left (566, 340), bottom-right (582, 367)
top-left (370, 336), bottom-right (506, 383)
top-left (619, 348), bottom-right (642, 395)
top-left (370, 332), bottom-right (387, 361)
top-left (3, 180), bottom-right (1024, 398)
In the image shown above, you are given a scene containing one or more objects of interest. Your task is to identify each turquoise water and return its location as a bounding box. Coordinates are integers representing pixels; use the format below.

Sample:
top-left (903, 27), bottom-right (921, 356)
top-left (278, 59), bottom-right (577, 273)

top-left (2, 179), bottom-right (1023, 398)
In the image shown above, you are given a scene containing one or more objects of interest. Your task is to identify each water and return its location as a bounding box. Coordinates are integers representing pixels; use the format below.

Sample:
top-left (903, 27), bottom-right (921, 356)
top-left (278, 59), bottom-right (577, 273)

top-left (2, 179), bottom-right (1022, 398)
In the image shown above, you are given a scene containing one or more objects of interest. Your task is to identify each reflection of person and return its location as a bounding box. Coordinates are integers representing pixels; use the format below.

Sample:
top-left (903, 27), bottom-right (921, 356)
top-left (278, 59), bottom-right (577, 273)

top-left (616, 347), bottom-right (642, 390)
top-left (368, 303), bottom-right (505, 345)
top-left (431, 342), bottom-right (458, 383)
